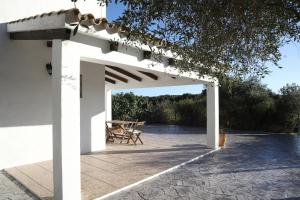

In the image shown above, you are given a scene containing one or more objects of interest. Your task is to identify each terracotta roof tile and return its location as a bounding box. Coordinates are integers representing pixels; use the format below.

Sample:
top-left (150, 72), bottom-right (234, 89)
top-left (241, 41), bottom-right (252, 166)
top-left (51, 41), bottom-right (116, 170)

top-left (8, 8), bottom-right (169, 47)
top-left (9, 9), bottom-right (127, 34)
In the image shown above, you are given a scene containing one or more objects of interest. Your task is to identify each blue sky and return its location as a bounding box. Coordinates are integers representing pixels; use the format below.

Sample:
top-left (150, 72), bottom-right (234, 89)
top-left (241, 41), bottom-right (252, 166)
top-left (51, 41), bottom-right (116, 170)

top-left (107, 4), bottom-right (300, 96)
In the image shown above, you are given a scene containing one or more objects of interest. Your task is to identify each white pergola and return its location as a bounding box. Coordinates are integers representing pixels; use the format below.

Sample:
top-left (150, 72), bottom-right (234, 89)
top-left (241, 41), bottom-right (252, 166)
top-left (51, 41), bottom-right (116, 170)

top-left (7, 9), bottom-right (219, 200)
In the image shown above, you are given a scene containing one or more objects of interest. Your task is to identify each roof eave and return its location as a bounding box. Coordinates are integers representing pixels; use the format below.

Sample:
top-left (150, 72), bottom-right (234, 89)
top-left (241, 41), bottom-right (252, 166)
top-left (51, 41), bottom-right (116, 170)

top-left (7, 13), bottom-right (66, 33)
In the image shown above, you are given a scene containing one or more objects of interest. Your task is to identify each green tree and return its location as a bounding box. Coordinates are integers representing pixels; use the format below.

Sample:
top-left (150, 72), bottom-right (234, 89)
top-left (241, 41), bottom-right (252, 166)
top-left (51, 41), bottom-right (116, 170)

top-left (277, 83), bottom-right (300, 132)
top-left (219, 77), bottom-right (276, 131)
top-left (112, 92), bottom-right (138, 120)
top-left (111, 82), bottom-right (300, 133)
top-left (104, 0), bottom-right (300, 80)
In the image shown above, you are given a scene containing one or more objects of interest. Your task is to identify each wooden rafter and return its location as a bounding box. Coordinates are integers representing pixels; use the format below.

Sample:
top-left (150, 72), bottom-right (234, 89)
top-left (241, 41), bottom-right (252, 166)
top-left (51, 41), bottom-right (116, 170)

top-left (105, 71), bottom-right (128, 83)
top-left (106, 65), bottom-right (142, 82)
top-left (138, 71), bottom-right (158, 80)
top-left (105, 77), bottom-right (116, 84)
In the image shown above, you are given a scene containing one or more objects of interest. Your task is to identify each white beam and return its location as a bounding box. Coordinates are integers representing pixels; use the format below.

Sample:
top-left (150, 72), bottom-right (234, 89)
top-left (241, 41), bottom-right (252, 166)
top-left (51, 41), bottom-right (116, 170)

top-left (52, 40), bottom-right (81, 200)
top-left (66, 41), bottom-right (213, 84)
top-left (206, 82), bottom-right (219, 149)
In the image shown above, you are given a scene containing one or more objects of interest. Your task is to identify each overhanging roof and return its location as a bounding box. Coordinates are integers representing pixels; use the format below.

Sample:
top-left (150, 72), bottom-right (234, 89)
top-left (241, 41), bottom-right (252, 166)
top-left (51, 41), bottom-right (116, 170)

top-left (8, 8), bottom-right (110, 32)
top-left (7, 8), bottom-right (216, 87)
top-left (7, 8), bottom-right (168, 49)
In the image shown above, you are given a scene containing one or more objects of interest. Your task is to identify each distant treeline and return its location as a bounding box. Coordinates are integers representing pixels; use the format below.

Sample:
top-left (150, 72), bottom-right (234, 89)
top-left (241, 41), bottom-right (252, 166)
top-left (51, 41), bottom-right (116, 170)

top-left (112, 78), bottom-right (300, 133)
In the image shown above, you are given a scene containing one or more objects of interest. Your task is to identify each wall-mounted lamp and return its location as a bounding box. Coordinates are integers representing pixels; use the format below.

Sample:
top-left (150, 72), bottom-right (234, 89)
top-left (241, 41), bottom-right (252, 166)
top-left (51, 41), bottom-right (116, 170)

top-left (46, 63), bottom-right (52, 75)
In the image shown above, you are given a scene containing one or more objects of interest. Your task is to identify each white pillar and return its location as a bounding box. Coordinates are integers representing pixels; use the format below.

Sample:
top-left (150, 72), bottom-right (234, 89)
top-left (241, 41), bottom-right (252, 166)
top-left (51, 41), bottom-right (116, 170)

top-left (81, 63), bottom-right (106, 152)
top-left (206, 81), bottom-right (219, 149)
top-left (80, 62), bottom-right (106, 153)
top-left (105, 89), bottom-right (112, 121)
top-left (52, 40), bottom-right (81, 200)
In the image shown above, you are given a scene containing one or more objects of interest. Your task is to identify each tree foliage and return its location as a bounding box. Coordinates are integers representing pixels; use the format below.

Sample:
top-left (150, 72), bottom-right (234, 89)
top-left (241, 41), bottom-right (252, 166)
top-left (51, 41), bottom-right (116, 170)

top-left (277, 83), bottom-right (300, 131)
top-left (112, 82), bottom-right (300, 133)
top-left (100, 0), bottom-right (300, 80)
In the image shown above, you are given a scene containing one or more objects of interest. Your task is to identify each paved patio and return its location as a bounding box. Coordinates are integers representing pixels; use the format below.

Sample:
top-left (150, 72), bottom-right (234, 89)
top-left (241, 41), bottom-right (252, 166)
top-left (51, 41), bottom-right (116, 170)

top-left (105, 133), bottom-right (300, 200)
top-left (2, 127), bottom-right (299, 200)
top-left (4, 125), bottom-right (209, 200)
top-left (0, 171), bottom-right (39, 200)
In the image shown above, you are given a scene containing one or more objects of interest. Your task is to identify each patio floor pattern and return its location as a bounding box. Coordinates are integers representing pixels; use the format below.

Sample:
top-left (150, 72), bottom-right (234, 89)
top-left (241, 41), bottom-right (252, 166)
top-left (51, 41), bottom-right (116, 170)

top-left (5, 130), bottom-right (209, 200)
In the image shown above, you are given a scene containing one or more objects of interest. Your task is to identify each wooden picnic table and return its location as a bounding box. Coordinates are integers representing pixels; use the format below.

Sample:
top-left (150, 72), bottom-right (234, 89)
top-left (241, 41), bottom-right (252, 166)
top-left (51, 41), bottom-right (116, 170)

top-left (105, 120), bottom-right (144, 145)
top-left (106, 120), bottom-right (137, 125)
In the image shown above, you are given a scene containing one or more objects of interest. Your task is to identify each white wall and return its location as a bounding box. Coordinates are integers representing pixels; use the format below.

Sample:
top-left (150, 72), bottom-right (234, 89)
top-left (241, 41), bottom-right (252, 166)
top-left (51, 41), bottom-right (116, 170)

top-left (0, 0), bottom-right (106, 23)
top-left (0, 24), bottom-right (107, 169)
top-left (0, 0), bottom-right (107, 170)
top-left (0, 23), bottom-right (53, 169)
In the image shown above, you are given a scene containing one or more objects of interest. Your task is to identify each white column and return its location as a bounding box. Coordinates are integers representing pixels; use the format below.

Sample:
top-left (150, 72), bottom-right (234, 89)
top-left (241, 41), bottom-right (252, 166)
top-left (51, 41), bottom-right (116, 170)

top-left (206, 81), bottom-right (219, 149)
top-left (105, 89), bottom-right (112, 121)
top-left (87, 63), bottom-right (106, 152)
top-left (52, 40), bottom-right (81, 200)
top-left (80, 62), bottom-right (106, 154)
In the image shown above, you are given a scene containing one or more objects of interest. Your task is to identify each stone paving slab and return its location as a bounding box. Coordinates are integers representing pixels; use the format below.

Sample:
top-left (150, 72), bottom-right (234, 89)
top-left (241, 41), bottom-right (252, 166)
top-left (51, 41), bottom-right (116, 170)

top-left (105, 134), bottom-right (300, 200)
top-left (4, 131), bottom-right (209, 200)
top-left (0, 170), bottom-right (39, 200)
top-left (1, 126), bottom-right (299, 200)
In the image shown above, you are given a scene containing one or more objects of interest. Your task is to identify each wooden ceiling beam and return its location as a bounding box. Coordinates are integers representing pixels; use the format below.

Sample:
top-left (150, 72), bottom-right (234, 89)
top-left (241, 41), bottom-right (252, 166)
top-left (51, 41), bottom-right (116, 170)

top-left (106, 65), bottom-right (142, 82)
top-left (105, 70), bottom-right (128, 83)
top-left (105, 77), bottom-right (116, 84)
top-left (138, 71), bottom-right (158, 80)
